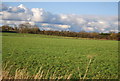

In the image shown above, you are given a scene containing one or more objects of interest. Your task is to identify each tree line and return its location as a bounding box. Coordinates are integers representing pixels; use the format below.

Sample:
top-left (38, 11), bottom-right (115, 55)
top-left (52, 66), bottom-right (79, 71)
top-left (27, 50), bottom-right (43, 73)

top-left (0, 23), bottom-right (120, 40)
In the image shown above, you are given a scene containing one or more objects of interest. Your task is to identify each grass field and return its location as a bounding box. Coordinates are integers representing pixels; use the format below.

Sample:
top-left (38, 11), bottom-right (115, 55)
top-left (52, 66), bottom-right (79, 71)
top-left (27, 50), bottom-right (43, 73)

top-left (2, 33), bottom-right (118, 79)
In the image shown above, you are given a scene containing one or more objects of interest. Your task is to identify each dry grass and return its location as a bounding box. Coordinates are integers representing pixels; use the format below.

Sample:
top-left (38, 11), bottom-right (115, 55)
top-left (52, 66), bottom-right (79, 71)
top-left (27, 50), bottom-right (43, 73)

top-left (2, 59), bottom-right (93, 80)
top-left (2, 69), bottom-right (73, 80)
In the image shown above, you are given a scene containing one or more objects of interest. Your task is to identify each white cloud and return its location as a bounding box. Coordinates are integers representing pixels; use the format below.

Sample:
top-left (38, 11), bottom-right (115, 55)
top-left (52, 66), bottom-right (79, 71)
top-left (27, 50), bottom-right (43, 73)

top-left (1, 4), bottom-right (118, 33)
top-left (38, 23), bottom-right (70, 31)
top-left (56, 24), bottom-right (70, 29)
top-left (31, 8), bottom-right (44, 22)
top-left (84, 27), bottom-right (94, 32)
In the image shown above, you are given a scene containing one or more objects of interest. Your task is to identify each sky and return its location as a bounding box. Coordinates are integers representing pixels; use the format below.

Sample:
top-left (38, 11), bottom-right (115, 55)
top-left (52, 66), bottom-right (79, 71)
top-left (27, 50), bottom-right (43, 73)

top-left (3, 2), bottom-right (118, 15)
top-left (0, 2), bottom-right (118, 33)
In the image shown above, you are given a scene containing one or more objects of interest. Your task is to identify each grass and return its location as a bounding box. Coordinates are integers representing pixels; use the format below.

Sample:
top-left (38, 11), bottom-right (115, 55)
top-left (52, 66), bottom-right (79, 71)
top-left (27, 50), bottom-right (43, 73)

top-left (2, 32), bottom-right (118, 79)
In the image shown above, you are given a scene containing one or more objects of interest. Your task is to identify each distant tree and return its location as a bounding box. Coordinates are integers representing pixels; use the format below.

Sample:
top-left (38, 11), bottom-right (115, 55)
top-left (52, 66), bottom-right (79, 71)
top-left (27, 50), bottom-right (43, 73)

top-left (1, 25), bottom-right (13, 31)
top-left (0, 24), bottom-right (119, 40)
top-left (18, 23), bottom-right (40, 34)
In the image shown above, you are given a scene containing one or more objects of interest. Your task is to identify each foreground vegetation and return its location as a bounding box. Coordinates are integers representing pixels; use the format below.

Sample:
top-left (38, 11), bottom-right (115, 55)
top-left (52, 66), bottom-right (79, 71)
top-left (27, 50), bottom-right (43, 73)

top-left (2, 33), bottom-right (118, 79)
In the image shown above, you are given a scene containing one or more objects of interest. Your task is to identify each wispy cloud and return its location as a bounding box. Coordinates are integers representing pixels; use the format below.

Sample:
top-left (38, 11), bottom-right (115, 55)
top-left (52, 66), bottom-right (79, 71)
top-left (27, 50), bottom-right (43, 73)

top-left (1, 4), bottom-right (118, 33)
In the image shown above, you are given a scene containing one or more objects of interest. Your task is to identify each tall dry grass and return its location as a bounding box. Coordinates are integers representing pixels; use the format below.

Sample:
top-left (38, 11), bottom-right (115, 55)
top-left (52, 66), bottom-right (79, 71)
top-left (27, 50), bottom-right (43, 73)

top-left (2, 58), bottom-right (93, 80)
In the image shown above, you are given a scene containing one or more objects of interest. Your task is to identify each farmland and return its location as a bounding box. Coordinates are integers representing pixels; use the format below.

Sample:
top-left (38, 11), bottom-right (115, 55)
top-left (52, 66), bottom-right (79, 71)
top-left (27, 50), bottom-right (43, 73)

top-left (2, 33), bottom-right (118, 79)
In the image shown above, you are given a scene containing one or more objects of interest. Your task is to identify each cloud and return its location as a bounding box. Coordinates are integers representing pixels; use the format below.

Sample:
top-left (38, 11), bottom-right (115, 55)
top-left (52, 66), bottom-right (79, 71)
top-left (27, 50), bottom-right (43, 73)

top-left (0, 4), bottom-right (118, 33)
top-left (0, 4), bottom-right (8, 11)
top-left (31, 8), bottom-right (45, 22)
top-left (36, 23), bottom-right (70, 31)
top-left (1, 4), bottom-right (32, 21)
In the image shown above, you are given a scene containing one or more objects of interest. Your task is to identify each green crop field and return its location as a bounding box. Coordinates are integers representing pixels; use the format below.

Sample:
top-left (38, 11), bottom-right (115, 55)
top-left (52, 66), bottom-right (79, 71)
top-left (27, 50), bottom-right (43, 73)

top-left (2, 33), bottom-right (118, 79)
